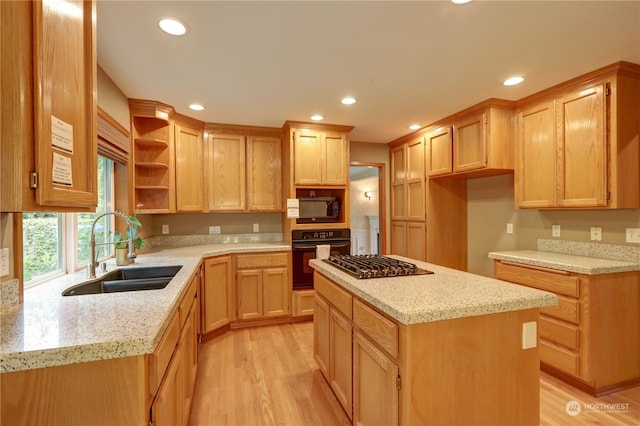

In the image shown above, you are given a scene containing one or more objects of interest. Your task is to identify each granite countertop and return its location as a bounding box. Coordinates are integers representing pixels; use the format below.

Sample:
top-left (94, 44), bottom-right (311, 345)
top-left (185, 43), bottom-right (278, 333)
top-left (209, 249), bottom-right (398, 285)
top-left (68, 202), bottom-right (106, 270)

top-left (488, 250), bottom-right (640, 275)
top-left (309, 255), bottom-right (557, 325)
top-left (0, 242), bottom-right (290, 373)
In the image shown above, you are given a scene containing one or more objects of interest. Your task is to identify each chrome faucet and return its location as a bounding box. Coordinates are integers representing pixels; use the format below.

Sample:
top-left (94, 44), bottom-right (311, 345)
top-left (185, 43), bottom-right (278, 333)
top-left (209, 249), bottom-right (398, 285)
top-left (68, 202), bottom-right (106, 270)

top-left (88, 210), bottom-right (137, 278)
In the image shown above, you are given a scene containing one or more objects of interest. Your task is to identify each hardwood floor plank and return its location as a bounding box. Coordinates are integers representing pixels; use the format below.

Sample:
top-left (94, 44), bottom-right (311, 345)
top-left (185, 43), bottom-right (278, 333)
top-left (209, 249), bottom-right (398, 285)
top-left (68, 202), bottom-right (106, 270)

top-left (190, 322), bottom-right (639, 426)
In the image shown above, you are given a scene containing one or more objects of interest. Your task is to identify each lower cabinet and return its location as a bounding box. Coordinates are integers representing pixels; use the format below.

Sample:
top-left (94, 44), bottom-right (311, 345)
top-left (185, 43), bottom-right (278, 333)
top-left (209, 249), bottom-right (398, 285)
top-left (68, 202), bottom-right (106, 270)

top-left (292, 289), bottom-right (315, 317)
top-left (494, 260), bottom-right (640, 395)
top-left (390, 221), bottom-right (426, 261)
top-left (236, 252), bottom-right (291, 321)
top-left (201, 255), bottom-right (233, 333)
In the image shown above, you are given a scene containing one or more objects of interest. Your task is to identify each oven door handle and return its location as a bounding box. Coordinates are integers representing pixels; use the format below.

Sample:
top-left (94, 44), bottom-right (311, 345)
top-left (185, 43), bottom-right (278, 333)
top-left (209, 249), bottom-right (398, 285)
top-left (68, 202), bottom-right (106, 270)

top-left (293, 242), bottom-right (351, 250)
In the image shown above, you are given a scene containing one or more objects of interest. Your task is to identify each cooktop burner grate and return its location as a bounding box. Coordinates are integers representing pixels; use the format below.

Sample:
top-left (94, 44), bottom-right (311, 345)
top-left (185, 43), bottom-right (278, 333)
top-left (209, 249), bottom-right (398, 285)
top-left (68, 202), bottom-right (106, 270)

top-left (323, 254), bottom-right (433, 279)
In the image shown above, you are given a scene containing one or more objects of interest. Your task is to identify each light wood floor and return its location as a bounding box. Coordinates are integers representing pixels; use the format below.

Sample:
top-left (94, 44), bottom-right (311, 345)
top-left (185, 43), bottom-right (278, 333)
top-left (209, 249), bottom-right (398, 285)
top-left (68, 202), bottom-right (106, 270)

top-left (189, 322), bottom-right (639, 426)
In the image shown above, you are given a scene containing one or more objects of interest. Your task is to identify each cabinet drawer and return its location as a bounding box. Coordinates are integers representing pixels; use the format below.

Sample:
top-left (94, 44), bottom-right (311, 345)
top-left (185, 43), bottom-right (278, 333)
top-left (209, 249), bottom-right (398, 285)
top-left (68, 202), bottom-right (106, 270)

top-left (495, 261), bottom-right (579, 297)
top-left (236, 252), bottom-right (289, 269)
top-left (541, 295), bottom-right (579, 324)
top-left (149, 311), bottom-right (180, 395)
top-left (540, 340), bottom-right (579, 376)
top-left (540, 316), bottom-right (579, 350)
top-left (315, 272), bottom-right (352, 319)
top-left (353, 299), bottom-right (398, 358)
top-left (179, 275), bottom-right (198, 327)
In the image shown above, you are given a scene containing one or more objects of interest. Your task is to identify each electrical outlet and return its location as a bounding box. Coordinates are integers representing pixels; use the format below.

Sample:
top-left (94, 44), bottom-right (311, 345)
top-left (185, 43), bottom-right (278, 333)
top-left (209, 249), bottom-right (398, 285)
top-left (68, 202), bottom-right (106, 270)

top-left (1, 248), bottom-right (9, 277)
top-left (552, 225), bottom-right (561, 237)
top-left (506, 223), bottom-right (513, 234)
top-left (162, 224), bottom-right (169, 235)
top-left (209, 226), bottom-right (221, 235)
top-left (253, 223), bottom-right (259, 233)
top-left (626, 228), bottom-right (640, 244)
top-left (590, 226), bottom-right (602, 241)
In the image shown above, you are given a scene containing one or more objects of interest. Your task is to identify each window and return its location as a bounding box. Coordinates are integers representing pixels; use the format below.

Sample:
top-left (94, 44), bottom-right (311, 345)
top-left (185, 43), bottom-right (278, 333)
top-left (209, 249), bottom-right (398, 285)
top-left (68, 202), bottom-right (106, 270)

top-left (23, 156), bottom-right (115, 287)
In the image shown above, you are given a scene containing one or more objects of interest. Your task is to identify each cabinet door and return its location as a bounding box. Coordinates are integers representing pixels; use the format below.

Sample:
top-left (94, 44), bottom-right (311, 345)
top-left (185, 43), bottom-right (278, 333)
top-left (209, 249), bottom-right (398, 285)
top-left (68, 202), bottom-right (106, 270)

top-left (406, 139), bottom-right (425, 220)
top-left (516, 102), bottom-right (556, 208)
top-left (427, 126), bottom-right (453, 176)
top-left (453, 112), bottom-right (486, 172)
top-left (237, 269), bottom-right (262, 320)
top-left (180, 299), bottom-right (198, 424)
top-left (262, 267), bottom-right (290, 317)
top-left (390, 222), bottom-right (407, 257)
top-left (33, 0), bottom-right (97, 208)
top-left (407, 222), bottom-right (426, 261)
top-left (294, 130), bottom-right (323, 185)
top-left (175, 124), bottom-right (204, 212)
top-left (151, 348), bottom-right (183, 426)
top-left (353, 331), bottom-right (398, 426)
top-left (330, 309), bottom-right (353, 420)
top-left (323, 132), bottom-right (349, 185)
top-left (390, 145), bottom-right (406, 220)
top-left (556, 84), bottom-right (607, 207)
top-left (202, 256), bottom-right (232, 333)
top-left (313, 295), bottom-right (331, 379)
top-left (246, 136), bottom-right (282, 211)
top-left (207, 133), bottom-right (246, 210)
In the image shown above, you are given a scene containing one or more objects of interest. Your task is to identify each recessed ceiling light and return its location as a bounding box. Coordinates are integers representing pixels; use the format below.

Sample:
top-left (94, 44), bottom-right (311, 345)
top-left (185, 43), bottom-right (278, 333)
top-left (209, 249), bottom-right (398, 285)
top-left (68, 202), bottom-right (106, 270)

top-left (503, 76), bottom-right (524, 86)
top-left (310, 115), bottom-right (324, 121)
top-left (409, 124), bottom-right (421, 130)
top-left (451, 0), bottom-right (472, 4)
top-left (159, 17), bottom-right (188, 36)
top-left (189, 104), bottom-right (204, 111)
top-left (341, 97), bottom-right (357, 105)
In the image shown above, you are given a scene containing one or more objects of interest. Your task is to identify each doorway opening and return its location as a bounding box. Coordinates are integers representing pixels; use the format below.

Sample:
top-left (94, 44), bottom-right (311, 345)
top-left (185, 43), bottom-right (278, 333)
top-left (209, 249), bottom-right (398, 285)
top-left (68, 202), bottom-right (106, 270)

top-left (349, 162), bottom-right (386, 255)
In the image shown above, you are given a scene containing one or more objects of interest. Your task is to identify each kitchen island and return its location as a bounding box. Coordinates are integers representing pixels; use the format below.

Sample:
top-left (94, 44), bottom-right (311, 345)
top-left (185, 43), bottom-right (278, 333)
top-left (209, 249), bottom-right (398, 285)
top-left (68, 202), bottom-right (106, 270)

top-left (310, 255), bottom-right (557, 426)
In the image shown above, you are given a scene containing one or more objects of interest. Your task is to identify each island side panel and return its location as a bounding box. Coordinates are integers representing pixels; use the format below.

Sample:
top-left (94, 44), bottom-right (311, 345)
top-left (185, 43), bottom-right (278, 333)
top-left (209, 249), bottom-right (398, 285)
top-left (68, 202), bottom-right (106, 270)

top-left (1, 355), bottom-right (148, 426)
top-left (398, 308), bottom-right (540, 426)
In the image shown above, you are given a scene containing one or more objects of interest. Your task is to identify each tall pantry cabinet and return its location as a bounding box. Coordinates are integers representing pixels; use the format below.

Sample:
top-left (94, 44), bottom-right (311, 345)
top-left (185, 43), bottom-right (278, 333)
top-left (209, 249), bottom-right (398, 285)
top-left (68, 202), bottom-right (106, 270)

top-left (1, 0), bottom-right (97, 212)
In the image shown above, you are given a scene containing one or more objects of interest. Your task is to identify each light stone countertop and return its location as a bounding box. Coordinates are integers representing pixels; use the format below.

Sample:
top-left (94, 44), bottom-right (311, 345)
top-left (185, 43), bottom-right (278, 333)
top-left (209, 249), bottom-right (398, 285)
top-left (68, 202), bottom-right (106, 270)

top-left (0, 242), bottom-right (290, 373)
top-left (488, 250), bottom-right (640, 275)
top-left (309, 255), bottom-right (557, 325)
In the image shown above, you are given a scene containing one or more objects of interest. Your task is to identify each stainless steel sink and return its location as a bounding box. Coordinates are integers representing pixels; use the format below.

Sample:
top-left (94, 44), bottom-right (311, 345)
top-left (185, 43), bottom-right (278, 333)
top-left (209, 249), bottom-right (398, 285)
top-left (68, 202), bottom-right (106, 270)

top-left (62, 265), bottom-right (183, 296)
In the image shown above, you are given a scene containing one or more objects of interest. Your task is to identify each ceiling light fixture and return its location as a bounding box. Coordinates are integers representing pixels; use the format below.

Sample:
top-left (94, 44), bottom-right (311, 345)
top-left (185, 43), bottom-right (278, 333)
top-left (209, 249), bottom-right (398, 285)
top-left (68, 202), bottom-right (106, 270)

top-left (451, 0), bottom-right (472, 4)
top-left (159, 17), bottom-right (188, 36)
top-left (503, 76), bottom-right (524, 86)
top-left (310, 115), bottom-right (324, 121)
top-left (409, 124), bottom-right (421, 130)
top-left (189, 103), bottom-right (204, 111)
top-left (341, 97), bottom-right (357, 105)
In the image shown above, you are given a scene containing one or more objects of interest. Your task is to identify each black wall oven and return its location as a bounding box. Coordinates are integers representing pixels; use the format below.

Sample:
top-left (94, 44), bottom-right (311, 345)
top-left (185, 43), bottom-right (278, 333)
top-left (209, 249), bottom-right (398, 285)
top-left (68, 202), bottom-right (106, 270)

top-left (291, 229), bottom-right (351, 290)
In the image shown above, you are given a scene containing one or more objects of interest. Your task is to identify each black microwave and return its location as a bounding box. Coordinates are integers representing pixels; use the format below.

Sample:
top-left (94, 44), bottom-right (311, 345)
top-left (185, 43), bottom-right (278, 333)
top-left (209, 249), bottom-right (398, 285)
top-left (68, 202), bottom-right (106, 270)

top-left (297, 197), bottom-right (340, 223)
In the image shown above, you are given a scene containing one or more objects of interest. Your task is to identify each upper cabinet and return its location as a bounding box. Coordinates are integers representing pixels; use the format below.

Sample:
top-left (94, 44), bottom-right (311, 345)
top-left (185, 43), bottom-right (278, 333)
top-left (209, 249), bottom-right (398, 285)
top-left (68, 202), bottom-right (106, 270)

top-left (174, 114), bottom-right (205, 212)
top-left (1, 0), bottom-right (97, 212)
top-left (426, 126), bottom-right (453, 177)
top-left (284, 123), bottom-right (353, 187)
top-left (129, 99), bottom-right (175, 213)
top-left (516, 62), bottom-right (640, 209)
top-left (204, 125), bottom-right (282, 212)
top-left (390, 136), bottom-right (425, 221)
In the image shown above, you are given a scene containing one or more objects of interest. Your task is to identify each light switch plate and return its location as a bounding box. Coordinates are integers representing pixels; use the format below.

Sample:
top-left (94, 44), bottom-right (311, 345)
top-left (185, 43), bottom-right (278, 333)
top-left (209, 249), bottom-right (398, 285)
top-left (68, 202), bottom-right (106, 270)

top-left (552, 225), bottom-right (561, 237)
top-left (209, 226), bottom-right (221, 235)
top-left (626, 228), bottom-right (640, 243)
top-left (162, 224), bottom-right (169, 235)
top-left (506, 223), bottom-right (513, 234)
top-left (0, 248), bottom-right (9, 277)
top-left (522, 321), bottom-right (537, 350)
top-left (253, 223), bottom-right (259, 233)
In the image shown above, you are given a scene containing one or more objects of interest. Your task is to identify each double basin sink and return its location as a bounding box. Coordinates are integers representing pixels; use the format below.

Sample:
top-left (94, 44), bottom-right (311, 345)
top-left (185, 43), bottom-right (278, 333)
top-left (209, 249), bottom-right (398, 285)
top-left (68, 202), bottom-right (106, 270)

top-left (62, 265), bottom-right (182, 296)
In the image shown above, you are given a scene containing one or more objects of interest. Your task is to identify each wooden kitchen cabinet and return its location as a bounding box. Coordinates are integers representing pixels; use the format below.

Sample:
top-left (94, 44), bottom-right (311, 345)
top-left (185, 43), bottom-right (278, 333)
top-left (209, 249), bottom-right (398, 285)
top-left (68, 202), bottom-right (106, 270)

top-left (1, 0), bottom-right (97, 212)
top-left (390, 136), bottom-right (425, 221)
top-left (515, 62), bottom-right (640, 209)
top-left (204, 130), bottom-right (282, 212)
top-left (235, 252), bottom-right (291, 321)
top-left (353, 331), bottom-right (398, 426)
top-left (150, 347), bottom-right (183, 426)
top-left (174, 115), bottom-right (205, 212)
top-left (293, 129), bottom-right (349, 185)
top-left (390, 221), bottom-right (426, 261)
top-left (494, 260), bottom-right (640, 395)
top-left (130, 100), bottom-right (175, 213)
top-left (201, 255), bottom-right (233, 333)
top-left (390, 221), bottom-right (407, 257)
top-left (426, 126), bottom-right (453, 176)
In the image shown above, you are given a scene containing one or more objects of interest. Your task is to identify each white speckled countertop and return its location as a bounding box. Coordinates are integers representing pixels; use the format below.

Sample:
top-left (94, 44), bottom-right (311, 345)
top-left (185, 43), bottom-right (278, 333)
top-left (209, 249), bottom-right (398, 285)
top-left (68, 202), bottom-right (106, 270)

top-left (0, 242), bottom-right (289, 373)
top-left (488, 250), bottom-right (640, 274)
top-left (309, 255), bottom-right (557, 325)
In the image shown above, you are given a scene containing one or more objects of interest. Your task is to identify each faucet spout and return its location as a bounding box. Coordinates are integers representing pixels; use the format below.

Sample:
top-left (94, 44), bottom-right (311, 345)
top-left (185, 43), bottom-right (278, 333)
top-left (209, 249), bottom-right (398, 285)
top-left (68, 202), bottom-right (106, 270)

top-left (89, 211), bottom-right (138, 279)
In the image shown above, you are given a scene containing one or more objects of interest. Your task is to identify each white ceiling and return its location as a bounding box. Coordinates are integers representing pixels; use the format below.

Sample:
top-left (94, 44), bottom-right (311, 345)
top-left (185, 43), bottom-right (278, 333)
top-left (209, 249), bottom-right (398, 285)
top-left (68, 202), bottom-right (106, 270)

top-left (97, 1), bottom-right (640, 143)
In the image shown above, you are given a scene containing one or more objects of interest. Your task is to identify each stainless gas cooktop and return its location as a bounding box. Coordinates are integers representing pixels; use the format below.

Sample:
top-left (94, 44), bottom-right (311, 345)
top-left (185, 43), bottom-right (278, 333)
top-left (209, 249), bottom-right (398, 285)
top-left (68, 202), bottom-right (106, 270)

top-left (323, 254), bottom-right (433, 279)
